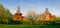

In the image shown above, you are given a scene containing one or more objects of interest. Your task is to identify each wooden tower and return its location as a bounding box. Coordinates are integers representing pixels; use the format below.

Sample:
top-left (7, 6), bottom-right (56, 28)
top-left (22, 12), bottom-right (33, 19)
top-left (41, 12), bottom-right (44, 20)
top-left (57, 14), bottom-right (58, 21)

top-left (44, 8), bottom-right (54, 21)
top-left (12, 6), bottom-right (27, 21)
top-left (12, 0), bottom-right (27, 21)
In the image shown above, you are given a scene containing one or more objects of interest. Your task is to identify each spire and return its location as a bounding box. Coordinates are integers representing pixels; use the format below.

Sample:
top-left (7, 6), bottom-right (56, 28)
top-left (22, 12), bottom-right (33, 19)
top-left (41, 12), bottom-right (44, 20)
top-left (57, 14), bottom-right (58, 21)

top-left (16, 0), bottom-right (20, 13)
top-left (16, 7), bottom-right (20, 13)
top-left (45, 8), bottom-right (50, 14)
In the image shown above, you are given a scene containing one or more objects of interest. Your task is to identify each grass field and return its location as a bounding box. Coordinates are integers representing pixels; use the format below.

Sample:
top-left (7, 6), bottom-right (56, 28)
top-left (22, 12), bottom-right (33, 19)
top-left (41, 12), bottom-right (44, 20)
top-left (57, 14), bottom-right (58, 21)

top-left (0, 24), bottom-right (60, 28)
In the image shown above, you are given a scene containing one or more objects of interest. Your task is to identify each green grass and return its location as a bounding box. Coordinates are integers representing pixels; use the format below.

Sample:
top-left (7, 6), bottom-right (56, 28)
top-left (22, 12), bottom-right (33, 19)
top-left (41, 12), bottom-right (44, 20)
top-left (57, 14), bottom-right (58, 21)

top-left (0, 24), bottom-right (60, 28)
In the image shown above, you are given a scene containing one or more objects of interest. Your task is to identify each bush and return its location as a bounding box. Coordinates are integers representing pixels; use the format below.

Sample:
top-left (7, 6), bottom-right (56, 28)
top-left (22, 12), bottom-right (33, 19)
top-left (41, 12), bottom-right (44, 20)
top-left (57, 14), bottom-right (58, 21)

top-left (45, 21), bottom-right (55, 25)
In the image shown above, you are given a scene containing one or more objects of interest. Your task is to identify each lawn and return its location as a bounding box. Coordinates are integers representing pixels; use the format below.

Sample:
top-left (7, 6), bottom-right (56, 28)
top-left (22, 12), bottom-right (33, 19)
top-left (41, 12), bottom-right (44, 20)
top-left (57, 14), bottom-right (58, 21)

top-left (0, 24), bottom-right (60, 28)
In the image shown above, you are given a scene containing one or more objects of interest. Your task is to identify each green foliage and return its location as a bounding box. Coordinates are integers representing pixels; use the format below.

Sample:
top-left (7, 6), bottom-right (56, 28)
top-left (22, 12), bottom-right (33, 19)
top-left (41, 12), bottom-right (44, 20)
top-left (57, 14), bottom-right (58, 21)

top-left (0, 4), bottom-right (12, 23)
top-left (21, 20), bottom-right (31, 25)
top-left (34, 20), bottom-right (46, 25)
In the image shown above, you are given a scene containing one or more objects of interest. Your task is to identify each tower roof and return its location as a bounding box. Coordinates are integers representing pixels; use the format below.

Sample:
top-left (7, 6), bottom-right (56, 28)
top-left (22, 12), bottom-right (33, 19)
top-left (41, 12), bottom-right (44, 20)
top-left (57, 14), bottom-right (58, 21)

top-left (44, 8), bottom-right (50, 14)
top-left (16, 6), bottom-right (20, 13)
top-left (16, 0), bottom-right (21, 13)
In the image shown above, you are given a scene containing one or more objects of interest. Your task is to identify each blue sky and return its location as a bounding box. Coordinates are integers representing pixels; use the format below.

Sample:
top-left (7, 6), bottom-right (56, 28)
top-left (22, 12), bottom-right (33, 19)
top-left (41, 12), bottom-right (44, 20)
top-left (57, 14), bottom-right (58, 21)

top-left (0, 0), bottom-right (60, 16)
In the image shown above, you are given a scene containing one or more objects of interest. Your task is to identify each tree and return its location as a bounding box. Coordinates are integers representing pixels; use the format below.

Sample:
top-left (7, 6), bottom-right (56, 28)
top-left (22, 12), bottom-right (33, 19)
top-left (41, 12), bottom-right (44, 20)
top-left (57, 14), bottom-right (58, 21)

top-left (4, 9), bottom-right (12, 23)
top-left (25, 10), bottom-right (37, 25)
top-left (0, 4), bottom-right (12, 24)
top-left (0, 4), bottom-right (5, 23)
